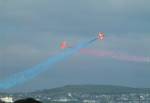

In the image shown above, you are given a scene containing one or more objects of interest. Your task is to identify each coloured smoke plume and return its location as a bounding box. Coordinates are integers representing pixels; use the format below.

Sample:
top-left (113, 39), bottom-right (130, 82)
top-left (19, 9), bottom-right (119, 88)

top-left (0, 38), bottom-right (97, 89)
top-left (80, 49), bottom-right (150, 63)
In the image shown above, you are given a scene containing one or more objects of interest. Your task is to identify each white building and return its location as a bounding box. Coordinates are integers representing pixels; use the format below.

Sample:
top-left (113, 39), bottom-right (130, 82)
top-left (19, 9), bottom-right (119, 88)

top-left (52, 97), bottom-right (78, 102)
top-left (83, 100), bottom-right (96, 103)
top-left (0, 97), bottom-right (13, 103)
top-left (52, 98), bottom-right (70, 102)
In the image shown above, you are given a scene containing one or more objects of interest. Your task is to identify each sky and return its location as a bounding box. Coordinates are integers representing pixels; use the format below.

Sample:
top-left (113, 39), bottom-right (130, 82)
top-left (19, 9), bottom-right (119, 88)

top-left (0, 0), bottom-right (150, 92)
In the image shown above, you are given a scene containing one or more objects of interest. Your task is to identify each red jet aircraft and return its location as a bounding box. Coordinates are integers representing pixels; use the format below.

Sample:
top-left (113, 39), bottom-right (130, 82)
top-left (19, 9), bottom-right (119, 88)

top-left (60, 32), bottom-right (105, 49)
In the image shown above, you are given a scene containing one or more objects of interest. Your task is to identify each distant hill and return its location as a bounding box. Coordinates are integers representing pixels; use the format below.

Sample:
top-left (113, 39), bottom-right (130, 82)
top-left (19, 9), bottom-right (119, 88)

top-left (30, 85), bottom-right (150, 96)
top-left (1, 85), bottom-right (150, 97)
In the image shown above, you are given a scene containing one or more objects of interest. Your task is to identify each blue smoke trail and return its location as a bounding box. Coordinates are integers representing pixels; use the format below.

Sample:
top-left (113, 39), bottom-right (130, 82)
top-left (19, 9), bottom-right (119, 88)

top-left (0, 38), bottom-right (97, 89)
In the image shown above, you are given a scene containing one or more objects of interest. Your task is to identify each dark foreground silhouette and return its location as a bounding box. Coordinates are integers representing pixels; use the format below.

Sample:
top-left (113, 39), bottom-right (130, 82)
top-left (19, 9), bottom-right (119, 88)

top-left (0, 100), bottom-right (5, 103)
top-left (14, 98), bottom-right (42, 103)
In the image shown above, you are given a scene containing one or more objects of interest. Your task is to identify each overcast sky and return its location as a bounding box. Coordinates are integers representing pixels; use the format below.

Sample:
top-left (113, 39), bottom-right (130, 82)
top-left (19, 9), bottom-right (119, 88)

top-left (0, 0), bottom-right (150, 92)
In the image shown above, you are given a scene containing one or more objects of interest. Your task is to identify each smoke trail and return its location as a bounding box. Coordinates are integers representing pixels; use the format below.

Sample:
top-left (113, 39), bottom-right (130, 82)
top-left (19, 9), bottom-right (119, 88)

top-left (0, 38), bottom-right (97, 89)
top-left (80, 49), bottom-right (150, 63)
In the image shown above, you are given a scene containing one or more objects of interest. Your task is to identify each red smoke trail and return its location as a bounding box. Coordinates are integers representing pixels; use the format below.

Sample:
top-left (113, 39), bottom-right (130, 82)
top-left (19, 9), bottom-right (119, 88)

top-left (80, 49), bottom-right (150, 63)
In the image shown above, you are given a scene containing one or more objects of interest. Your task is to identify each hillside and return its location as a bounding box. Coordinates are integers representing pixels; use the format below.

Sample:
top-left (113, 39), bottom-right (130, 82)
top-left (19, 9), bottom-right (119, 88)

top-left (30, 85), bottom-right (150, 96)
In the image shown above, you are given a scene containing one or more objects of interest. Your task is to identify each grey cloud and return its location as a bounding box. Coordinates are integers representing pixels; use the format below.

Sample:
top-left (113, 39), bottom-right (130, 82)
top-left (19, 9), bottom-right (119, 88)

top-left (0, 0), bottom-right (150, 34)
